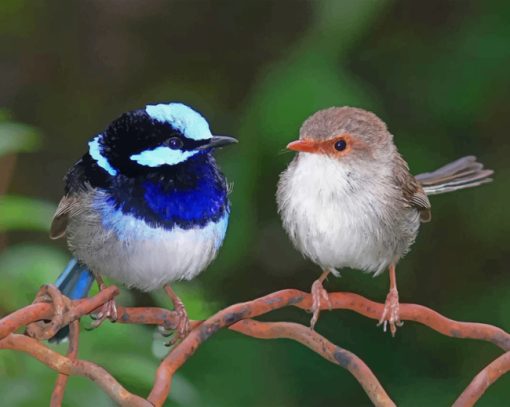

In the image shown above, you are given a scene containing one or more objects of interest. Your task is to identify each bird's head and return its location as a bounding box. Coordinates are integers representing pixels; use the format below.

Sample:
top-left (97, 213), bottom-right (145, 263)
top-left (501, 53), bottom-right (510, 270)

top-left (286, 107), bottom-right (395, 168)
top-left (88, 102), bottom-right (237, 177)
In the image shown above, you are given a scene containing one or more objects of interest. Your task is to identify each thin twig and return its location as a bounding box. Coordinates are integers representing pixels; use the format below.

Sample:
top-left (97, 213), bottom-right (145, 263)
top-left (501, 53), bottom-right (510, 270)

top-left (453, 351), bottom-right (510, 407)
top-left (146, 289), bottom-right (510, 405)
top-left (0, 286), bottom-right (119, 340)
top-left (116, 289), bottom-right (510, 351)
top-left (51, 320), bottom-right (80, 407)
top-left (0, 333), bottom-right (150, 407)
top-left (1, 286), bottom-right (509, 406)
top-left (230, 320), bottom-right (396, 407)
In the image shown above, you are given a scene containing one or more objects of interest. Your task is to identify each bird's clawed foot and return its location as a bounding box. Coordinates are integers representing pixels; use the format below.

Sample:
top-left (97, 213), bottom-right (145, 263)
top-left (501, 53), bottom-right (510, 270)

top-left (162, 285), bottom-right (191, 346)
top-left (377, 287), bottom-right (403, 336)
top-left (90, 276), bottom-right (118, 329)
top-left (310, 275), bottom-right (332, 329)
top-left (90, 299), bottom-right (118, 328)
top-left (172, 297), bottom-right (191, 342)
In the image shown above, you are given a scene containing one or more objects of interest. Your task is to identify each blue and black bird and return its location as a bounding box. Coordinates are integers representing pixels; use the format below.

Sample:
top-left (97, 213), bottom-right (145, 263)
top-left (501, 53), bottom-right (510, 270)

top-left (50, 102), bottom-right (236, 341)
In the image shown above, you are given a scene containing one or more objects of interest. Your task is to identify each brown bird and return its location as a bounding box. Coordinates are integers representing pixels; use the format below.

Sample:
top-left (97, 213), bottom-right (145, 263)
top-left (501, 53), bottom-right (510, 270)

top-left (277, 107), bottom-right (493, 335)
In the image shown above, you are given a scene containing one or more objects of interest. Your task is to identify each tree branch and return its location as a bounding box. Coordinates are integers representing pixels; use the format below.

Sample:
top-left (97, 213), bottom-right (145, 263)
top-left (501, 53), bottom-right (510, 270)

top-left (116, 290), bottom-right (510, 351)
top-left (453, 351), bottom-right (510, 407)
top-left (145, 289), bottom-right (510, 405)
top-left (50, 320), bottom-right (80, 406)
top-left (0, 333), bottom-right (149, 406)
top-left (0, 285), bottom-right (118, 340)
top-left (230, 319), bottom-right (396, 407)
top-left (0, 286), bottom-right (509, 406)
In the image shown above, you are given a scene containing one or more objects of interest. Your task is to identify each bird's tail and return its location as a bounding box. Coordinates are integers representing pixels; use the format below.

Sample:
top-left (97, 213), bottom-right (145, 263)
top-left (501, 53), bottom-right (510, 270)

top-left (49, 258), bottom-right (95, 343)
top-left (415, 156), bottom-right (493, 195)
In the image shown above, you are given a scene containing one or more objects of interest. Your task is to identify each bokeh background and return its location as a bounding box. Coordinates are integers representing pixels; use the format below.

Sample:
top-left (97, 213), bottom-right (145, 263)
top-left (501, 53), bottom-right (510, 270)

top-left (1, 1), bottom-right (509, 406)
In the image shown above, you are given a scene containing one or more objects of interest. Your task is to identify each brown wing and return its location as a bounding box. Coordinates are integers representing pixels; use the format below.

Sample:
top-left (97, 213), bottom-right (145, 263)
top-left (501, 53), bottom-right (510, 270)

top-left (50, 195), bottom-right (81, 239)
top-left (393, 153), bottom-right (431, 223)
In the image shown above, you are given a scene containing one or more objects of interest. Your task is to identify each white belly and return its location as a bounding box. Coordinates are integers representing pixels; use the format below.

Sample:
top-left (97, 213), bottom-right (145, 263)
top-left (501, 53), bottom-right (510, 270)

top-left (66, 191), bottom-right (228, 291)
top-left (277, 154), bottom-right (420, 275)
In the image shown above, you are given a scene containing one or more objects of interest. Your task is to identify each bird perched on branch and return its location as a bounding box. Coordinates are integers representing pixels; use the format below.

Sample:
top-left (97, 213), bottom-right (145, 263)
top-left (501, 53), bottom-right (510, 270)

top-left (50, 102), bottom-right (237, 341)
top-left (277, 107), bottom-right (493, 335)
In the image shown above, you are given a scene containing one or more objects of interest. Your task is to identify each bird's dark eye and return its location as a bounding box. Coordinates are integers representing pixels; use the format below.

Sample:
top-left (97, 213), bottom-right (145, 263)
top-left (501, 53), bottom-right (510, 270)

top-left (334, 139), bottom-right (347, 151)
top-left (167, 137), bottom-right (184, 149)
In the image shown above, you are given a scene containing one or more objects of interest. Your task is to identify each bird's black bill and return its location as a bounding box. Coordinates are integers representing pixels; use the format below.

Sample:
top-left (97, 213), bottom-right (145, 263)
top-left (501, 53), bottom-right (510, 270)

top-left (197, 135), bottom-right (238, 150)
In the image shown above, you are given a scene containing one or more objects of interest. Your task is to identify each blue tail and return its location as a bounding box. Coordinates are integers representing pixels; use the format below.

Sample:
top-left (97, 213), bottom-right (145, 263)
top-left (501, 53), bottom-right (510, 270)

top-left (49, 258), bottom-right (95, 343)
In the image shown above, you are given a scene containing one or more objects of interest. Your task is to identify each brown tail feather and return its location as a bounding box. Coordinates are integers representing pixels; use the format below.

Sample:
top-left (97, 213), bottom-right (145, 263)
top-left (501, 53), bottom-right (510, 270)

top-left (415, 156), bottom-right (494, 195)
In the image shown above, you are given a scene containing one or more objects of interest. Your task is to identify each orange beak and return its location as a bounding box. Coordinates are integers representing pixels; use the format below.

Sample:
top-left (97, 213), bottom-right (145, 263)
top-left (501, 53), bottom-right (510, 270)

top-left (286, 139), bottom-right (318, 153)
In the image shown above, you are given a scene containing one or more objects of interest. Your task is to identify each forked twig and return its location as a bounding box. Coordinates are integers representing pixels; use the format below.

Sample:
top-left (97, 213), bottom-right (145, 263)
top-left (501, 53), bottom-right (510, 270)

top-left (0, 286), bottom-right (508, 406)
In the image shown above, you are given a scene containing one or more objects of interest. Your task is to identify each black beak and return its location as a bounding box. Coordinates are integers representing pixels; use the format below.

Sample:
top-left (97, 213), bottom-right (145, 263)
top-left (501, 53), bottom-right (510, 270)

top-left (197, 135), bottom-right (238, 150)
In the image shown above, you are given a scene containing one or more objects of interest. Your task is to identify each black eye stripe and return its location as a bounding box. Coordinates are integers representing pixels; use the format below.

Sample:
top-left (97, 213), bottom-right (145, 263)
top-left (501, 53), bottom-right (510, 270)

top-left (162, 135), bottom-right (209, 151)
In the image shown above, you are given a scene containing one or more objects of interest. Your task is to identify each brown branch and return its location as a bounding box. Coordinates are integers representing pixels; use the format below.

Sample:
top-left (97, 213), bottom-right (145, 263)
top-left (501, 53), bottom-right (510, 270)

top-left (145, 289), bottom-right (510, 405)
top-left (1, 286), bottom-right (509, 406)
top-left (453, 351), bottom-right (510, 407)
top-left (0, 333), bottom-right (150, 406)
top-left (26, 284), bottom-right (73, 340)
top-left (230, 319), bottom-right (396, 407)
top-left (0, 285), bottom-right (119, 340)
top-left (51, 320), bottom-right (80, 406)
top-left (117, 289), bottom-right (510, 352)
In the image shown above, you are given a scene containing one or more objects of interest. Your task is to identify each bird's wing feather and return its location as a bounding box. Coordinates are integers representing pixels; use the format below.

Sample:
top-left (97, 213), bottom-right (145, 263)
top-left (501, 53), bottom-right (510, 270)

top-left (51, 155), bottom-right (103, 240)
top-left (393, 153), bottom-right (431, 222)
top-left (50, 195), bottom-right (83, 239)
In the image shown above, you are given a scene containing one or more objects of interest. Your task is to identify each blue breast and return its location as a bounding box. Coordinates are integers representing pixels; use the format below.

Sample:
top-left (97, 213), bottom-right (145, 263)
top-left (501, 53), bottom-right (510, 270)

top-left (143, 178), bottom-right (225, 224)
top-left (107, 153), bottom-right (229, 230)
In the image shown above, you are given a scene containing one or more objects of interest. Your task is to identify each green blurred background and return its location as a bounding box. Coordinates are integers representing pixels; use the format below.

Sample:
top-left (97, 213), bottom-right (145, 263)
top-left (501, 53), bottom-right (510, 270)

top-left (1, 1), bottom-right (509, 405)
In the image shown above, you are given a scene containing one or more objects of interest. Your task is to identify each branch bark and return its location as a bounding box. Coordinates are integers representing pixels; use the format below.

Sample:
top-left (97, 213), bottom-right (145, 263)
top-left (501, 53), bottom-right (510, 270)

top-left (453, 351), bottom-right (510, 407)
top-left (230, 319), bottom-right (395, 407)
top-left (145, 289), bottom-right (510, 405)
top-left (0, 286), bottom-right (509, 406)
top-left (50, 320), bottom-right (80, 406)
top-left (0, 333), bottom-right (149, 406)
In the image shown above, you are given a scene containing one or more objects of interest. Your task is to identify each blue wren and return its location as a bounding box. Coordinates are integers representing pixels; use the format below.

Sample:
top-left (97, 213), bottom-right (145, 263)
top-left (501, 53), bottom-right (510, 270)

top-left (50, 102), bottom-right (237, 341)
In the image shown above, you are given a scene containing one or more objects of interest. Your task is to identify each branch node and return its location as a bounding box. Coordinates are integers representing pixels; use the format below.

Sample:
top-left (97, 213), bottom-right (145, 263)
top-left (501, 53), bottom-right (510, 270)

top-left (26, 284), bottom-right (71, 340)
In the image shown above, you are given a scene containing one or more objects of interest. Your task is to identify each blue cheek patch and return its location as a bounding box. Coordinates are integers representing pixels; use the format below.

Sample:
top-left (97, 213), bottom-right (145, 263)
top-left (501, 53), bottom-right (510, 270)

top-left (130, 146), bottom-right (198, 167)
top-left (145, 103), bottom-right (213, 141)
top-left (88, 135), bottom-right (118, 176)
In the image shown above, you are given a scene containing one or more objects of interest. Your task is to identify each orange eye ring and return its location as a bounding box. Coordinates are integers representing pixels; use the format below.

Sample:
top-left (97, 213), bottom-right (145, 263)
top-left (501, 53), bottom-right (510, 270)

top-left (329, 134), bottom-right (352, 156)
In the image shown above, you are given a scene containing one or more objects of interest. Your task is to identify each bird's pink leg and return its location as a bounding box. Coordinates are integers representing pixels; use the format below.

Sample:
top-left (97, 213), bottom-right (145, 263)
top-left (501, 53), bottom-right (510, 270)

top-left (377, 264), bottom-right (403, 336)
top-left (164, 285), bottom-right (191, 342)
top-left (310, 269), bottom-right (332, 329)
top-left (90, 275), bottom-right (118, 328)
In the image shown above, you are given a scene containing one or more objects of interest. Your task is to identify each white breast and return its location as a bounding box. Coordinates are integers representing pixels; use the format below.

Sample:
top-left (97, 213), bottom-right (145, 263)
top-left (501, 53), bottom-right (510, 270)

top-left (66, 191), bottom-right (228, 292)
top-left (277, 154), bottom-right (420, 275)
